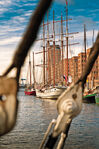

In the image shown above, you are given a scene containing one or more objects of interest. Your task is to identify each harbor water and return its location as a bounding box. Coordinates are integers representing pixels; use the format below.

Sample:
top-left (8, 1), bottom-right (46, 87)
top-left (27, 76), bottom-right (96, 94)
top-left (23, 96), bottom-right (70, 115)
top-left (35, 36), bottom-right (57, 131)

top-left (0, 90), bottom-right (99, 149)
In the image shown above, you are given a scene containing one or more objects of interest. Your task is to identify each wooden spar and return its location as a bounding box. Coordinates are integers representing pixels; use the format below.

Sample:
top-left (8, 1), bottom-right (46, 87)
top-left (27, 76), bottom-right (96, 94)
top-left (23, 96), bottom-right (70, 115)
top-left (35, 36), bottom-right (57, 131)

top-left (66, 0), bottom-right (68, 82)
top-left (40, 19), bottom-right (72, 27)
top-left (35, 50), bottom-right (48, 54)
top-left (36, 31), bottom-right (78, 42)
top-left (61, 12), bottom-right (64, 80)
top-left (33, 52), bottom-right (36, 89)
top-left (29, 52), bottom-right (32, 86)
top-left (43, 19), bottom-right (45, 86)
top-left (84, 24), bottom-right (86, 62)
top-left (35, 64), bottom-right (48, 67)
top-left (53, 10), bottom-right (55, 87)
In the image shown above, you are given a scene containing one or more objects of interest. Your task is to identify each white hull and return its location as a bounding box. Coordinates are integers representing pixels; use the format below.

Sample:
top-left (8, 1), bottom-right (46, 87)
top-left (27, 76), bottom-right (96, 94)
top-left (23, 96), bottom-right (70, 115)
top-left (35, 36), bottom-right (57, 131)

top-left (36, 87), bottom-right (66, 99)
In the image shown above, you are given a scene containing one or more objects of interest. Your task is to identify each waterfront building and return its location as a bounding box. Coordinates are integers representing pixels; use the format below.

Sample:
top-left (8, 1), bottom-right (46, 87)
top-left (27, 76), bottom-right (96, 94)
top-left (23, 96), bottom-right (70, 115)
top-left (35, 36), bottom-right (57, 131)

top-left (86, 48), bottom-right (99, 89)
top-left (47, 47), bottom-right (99, 88)
top-left (46, 44), bottom-right (61, 85)
top-left (70, 56), bottom-right (78, 83)
top-left (78, 52), bottom-right (86, 79)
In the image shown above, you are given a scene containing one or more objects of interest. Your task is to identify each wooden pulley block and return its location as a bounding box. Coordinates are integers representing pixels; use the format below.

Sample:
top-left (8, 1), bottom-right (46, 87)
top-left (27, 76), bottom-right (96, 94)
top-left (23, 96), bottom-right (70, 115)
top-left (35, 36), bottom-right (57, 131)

top-left (0, 76), bottom-right (18, 136)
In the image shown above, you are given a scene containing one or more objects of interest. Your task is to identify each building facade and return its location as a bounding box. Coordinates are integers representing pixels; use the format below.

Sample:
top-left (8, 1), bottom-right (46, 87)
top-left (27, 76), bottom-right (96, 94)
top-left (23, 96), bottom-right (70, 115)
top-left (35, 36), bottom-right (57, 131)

top-left (47, 46), bottom-right (99, 88)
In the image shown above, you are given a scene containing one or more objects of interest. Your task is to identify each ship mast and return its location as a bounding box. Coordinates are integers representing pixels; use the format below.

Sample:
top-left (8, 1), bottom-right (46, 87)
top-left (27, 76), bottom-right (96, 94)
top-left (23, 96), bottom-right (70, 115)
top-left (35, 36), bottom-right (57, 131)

top-left (66, 0), bottom-right (68, 82)
top-left (53, 10), bottom-right (55, 87)
top-left (47, 11), bottom-right (51, 86)
top-left (43, 19), bottom-right (45, 86)
top-left (84, 24), bottom-right (86, 62)
top-left (61, 13), bottom-right (64, 83)
top-left (29, 52), bottom-right (32, 86)
top-left (33, 51), bottom-right (36, 89)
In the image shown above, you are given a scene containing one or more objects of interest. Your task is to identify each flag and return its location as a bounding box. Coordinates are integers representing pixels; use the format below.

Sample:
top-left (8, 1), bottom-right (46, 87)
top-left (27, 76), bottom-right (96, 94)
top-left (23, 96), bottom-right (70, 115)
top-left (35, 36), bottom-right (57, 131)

top-left (63, 75), bottom-right (67, 82)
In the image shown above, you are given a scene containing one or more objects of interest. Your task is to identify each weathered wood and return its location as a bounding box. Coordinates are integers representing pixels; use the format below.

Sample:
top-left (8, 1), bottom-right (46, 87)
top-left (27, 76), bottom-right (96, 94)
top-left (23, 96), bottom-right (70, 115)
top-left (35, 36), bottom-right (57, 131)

top-left (0, 77), bottom-right (18, 136)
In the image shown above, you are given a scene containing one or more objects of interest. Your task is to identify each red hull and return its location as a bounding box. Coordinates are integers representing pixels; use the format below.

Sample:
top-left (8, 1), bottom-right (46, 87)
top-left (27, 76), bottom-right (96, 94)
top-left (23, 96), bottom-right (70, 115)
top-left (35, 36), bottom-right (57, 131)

top-left (24, 90), bottom-right (36, 96)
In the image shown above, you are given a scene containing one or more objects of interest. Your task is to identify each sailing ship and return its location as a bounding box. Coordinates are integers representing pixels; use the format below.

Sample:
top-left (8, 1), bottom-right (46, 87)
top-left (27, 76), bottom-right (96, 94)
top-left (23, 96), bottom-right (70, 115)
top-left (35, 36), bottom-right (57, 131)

top-left (36, 86), bottom-right (66, 99)
top-left (24, 53), bottom-right (36, 96)
top-left (35, 11), bottom-right (67, 99)
top-left (35, 2), bottom-right (78, 99)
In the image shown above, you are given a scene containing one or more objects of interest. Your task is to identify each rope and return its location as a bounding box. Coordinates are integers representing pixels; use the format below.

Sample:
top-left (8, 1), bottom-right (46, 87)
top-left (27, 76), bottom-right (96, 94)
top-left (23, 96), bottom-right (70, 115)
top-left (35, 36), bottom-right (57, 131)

top-left (0, 0), bottom-right (53, 137)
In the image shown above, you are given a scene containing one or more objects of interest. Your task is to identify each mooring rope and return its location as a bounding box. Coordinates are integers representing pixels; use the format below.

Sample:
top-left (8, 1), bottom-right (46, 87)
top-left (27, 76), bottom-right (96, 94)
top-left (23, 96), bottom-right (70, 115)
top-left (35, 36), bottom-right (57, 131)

top-left (0, 0), bottom-right (53, 136)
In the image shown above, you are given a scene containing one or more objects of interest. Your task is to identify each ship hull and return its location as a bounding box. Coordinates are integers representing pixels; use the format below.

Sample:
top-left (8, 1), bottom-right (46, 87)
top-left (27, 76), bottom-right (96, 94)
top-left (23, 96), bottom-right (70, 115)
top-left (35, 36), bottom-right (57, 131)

top-left (24, 90), bottom-right (36, 96)
top-left (36, 87), bottom-right (66, 99)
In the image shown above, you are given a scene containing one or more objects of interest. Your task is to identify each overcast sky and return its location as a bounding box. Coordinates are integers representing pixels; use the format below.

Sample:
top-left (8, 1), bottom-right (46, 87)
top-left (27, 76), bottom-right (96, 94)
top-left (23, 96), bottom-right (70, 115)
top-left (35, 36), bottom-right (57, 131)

top-left (0, 0), bottom-right (99, 79)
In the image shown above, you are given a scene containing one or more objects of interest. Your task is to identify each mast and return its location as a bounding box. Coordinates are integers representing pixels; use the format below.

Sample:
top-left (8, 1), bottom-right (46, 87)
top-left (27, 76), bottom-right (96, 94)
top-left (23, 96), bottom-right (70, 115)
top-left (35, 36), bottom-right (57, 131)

top-left (53, 10), bottom-right (55, 87)
top-left (84, 24), bottom-right (86, 62)
top-left (92, 29), bottom-right (95, 88)
top-left (43, 19), bottom-right (45, 86)
top-left (33, 52), bottom-right (36, 89)
top-left (61, 12), bottom-right (64, 83)
top-left (66, 0), bottom-right (68, 82)
top-left (47, 11), bottom-right (51, 86)
top-left (29, 52), bottom-right (32, 86)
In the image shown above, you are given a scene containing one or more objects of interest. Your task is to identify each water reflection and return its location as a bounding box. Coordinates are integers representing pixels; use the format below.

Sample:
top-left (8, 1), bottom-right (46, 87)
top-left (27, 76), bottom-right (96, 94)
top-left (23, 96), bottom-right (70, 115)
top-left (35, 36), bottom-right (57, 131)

top-left (0, 91), bottom-right (99, 149)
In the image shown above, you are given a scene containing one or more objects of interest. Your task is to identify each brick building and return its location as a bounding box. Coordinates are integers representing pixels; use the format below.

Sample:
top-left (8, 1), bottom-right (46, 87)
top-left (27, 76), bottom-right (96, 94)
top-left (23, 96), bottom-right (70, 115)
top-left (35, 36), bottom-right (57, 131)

top-left (47, 46), bottom-right (99, 88)
top-left (46, 44), bottom-right (61, 85)
top-left (86, 48), bottom-right (99, 89)
top-left (78, 52), bottom-right (86, 79)
top-left (70, 56), bottom-right (78, 83)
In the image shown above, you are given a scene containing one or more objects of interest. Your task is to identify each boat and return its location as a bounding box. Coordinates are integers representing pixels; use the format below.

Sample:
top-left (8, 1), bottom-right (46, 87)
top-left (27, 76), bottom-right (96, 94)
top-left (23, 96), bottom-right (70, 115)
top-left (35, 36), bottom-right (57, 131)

top-left (36, 86), bottom-right (66, 99)
top-left (83, 93), bottom-right (96, 103)
top-left (83, 88), bottom-right (96, 103)
top-left (95, 94), bottom-right (99, 104)
top-left (83, 93), bottom-right (99, 104)
top-left (24, 53), bottom-right (36, 96)
top-left (35, 9), bottom-right (71, 99)
top-left (94, 86), bottom-right (99, 104)
top-left (24, 87), bottom-right (36, 96)
top-left (83, 86), bottom-right (99, 104)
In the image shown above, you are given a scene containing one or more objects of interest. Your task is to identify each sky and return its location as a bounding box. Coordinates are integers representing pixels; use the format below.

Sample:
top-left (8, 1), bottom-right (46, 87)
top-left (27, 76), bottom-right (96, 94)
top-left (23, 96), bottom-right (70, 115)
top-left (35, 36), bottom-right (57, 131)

top-left (0, 0), bottom-right (99, 80)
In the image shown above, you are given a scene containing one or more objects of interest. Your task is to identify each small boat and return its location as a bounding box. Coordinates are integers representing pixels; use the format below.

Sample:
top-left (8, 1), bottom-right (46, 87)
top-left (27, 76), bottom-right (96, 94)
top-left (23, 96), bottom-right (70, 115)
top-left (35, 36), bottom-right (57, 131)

top-left (83, 93), bottom-right (96, 103)
top-left (24, 88), bottom-right (36, 96)
top-left (95, 94), bottom-right (99, 104)
top-left (83, 86), bottom-right (99, 104)
top-left (24, 53), bottom-right (36, 96)
top-left (94, 86), bottom-right (99, 104)
top-left (36, 86), bottom-right (66, 99)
